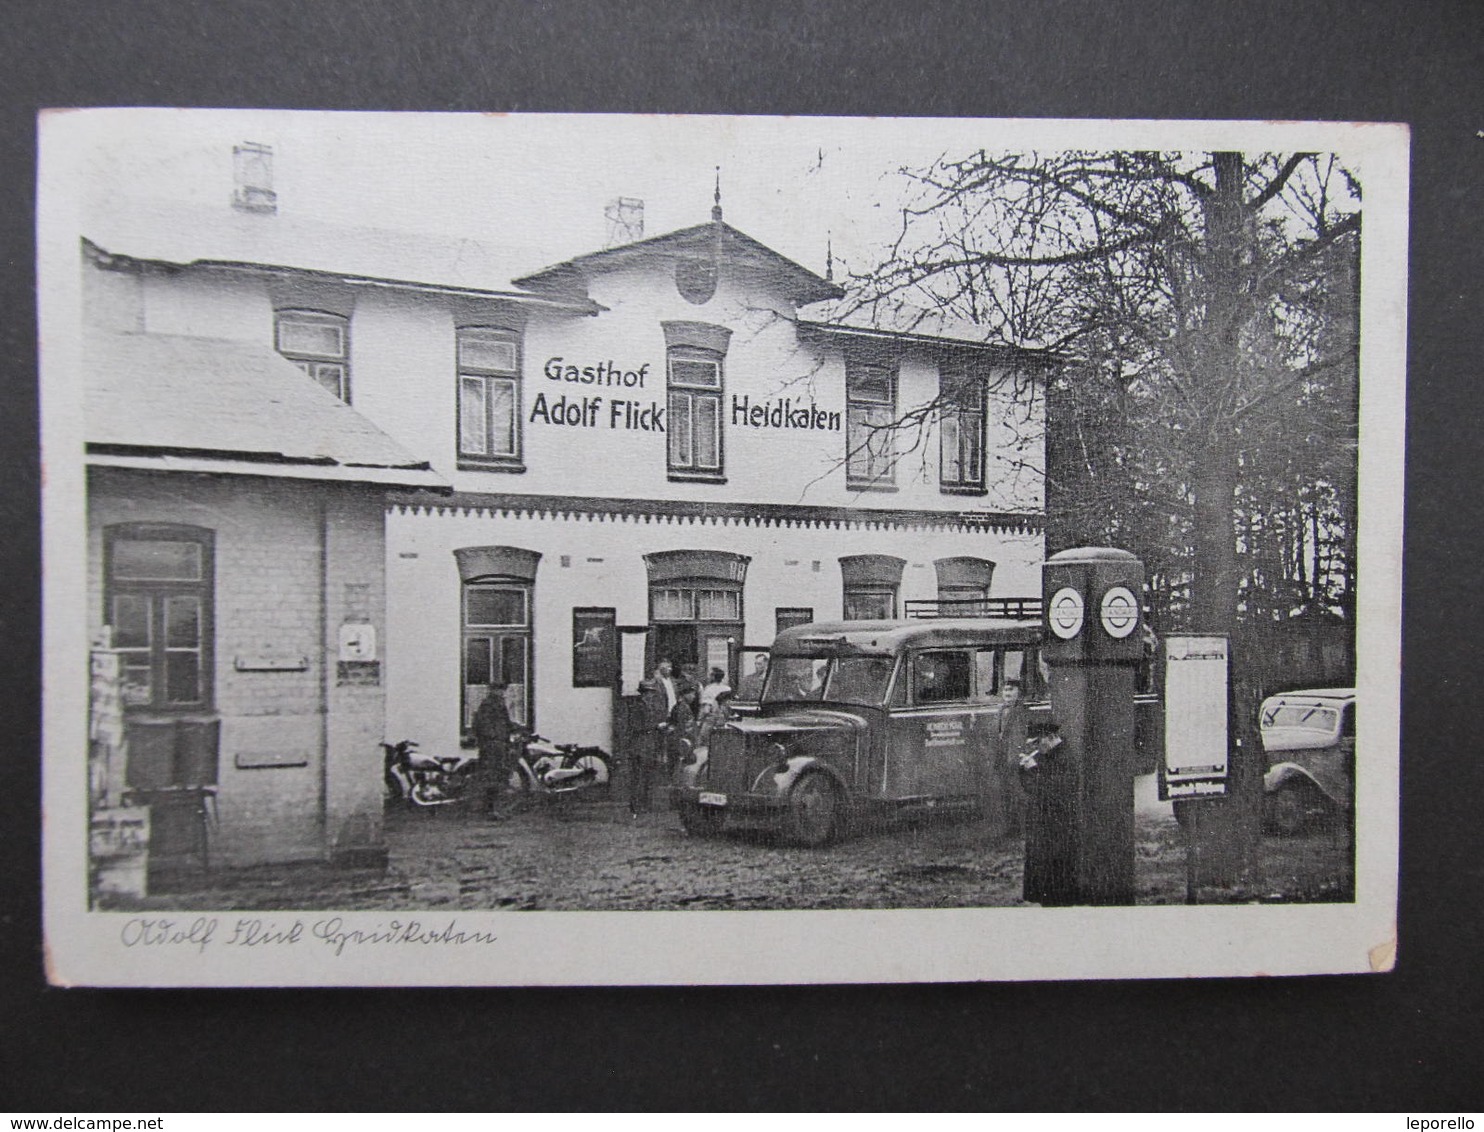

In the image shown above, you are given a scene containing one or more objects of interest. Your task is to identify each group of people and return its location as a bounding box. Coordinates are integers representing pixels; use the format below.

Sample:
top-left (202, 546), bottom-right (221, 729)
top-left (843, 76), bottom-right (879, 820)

top-left (628, 659), bottom-right (739, 815)
top-left (462, 656), bottom-right (766, 820)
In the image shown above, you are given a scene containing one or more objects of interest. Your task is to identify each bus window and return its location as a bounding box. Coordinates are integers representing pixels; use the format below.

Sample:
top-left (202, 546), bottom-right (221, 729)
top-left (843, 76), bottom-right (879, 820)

top-left (974, 649), bottom-right (996, 701)
top-left (1002, 649), bottom-right (1026, 689)
top-left (914, 650), bottom-right (971, 704)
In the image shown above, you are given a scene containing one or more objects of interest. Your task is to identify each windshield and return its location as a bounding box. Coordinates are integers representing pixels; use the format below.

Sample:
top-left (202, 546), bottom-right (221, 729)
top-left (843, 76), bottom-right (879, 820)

top-left (762, 656), bottom-right (896, 707)
top-left (1261, 704), bottom-right (1340, 732)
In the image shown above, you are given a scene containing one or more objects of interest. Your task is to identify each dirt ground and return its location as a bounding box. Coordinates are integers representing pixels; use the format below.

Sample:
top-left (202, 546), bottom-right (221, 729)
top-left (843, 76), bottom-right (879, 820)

top-left (121, 777), bottom-right (1353, 912)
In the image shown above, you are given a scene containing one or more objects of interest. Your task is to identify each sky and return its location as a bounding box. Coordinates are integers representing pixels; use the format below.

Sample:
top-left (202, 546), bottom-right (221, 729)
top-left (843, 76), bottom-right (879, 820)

top-left (61, 109), bottom-right (972, 282)
top-left (48, 110), bottom-right (1386, 301)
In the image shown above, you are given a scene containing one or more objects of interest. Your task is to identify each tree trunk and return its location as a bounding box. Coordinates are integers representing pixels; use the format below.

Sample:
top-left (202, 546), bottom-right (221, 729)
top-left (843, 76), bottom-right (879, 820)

top-left (1185, 444), bottom-right (1263, 886)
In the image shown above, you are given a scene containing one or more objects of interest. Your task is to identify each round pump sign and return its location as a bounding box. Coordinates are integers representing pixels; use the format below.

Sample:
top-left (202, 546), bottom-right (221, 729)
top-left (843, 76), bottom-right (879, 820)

top-left (1099, 586), bottom-right (1139, 639)
top-left (1048, 587), bottom-right (1085, 639)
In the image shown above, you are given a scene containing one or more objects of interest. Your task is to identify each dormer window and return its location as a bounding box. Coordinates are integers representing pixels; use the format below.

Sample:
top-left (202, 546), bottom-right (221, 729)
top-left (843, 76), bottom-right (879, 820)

top-left (276, 310), bottom-right (349, 402)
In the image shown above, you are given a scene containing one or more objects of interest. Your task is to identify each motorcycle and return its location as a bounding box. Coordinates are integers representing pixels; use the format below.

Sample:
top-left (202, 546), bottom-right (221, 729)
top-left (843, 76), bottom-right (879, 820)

top-left (383, 734), bottom-right (612, 808)
top-left (510, 734), bottom-right (612, 797)
top-left (382, 739), bottom-right (477, 807)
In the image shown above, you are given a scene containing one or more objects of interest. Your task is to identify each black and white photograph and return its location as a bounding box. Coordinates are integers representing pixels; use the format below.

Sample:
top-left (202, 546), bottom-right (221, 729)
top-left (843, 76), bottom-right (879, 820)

top-left (37, 110), bottom-right (1405, 986)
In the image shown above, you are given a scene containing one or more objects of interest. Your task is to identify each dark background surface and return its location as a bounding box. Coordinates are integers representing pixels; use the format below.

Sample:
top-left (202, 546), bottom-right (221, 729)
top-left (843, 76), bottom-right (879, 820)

top-left (2, 0), bottom-right (1480, 1112)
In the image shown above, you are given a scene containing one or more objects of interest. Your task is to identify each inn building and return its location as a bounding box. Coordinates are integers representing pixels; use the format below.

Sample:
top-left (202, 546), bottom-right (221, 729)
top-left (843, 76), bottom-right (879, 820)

top-left (79, 150), bottom-right (1052, 866)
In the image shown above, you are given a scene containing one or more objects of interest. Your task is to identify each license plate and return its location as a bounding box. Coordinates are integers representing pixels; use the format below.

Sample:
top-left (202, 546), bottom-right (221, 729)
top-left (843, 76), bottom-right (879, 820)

top-left (698, 792), bottom-right (727, 807)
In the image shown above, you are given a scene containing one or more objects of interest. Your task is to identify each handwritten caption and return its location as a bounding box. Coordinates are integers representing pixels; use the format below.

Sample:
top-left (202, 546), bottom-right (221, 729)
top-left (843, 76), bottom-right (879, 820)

top-left (120, 916), bottom-right (497, 958)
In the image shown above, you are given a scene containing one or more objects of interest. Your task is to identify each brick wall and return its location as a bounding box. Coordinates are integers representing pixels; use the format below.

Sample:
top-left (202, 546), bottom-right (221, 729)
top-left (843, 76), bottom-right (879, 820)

top-left (88, 467), bottom-right (388, 868)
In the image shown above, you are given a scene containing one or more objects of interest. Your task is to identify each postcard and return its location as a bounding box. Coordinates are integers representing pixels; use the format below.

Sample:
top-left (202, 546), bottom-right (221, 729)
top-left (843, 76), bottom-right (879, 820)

top-left (38, 110), bottom-right (1405, 985)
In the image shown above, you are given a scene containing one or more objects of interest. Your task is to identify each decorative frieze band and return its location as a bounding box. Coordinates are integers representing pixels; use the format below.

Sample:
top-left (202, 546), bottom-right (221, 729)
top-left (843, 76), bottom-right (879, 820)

top-left (388, 490), bottom-right (1044, 536)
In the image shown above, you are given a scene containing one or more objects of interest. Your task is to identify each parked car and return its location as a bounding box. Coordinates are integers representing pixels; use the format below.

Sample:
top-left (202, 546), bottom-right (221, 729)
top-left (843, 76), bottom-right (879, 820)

top-left (670, 614), bottom-right (1161, 846)
top-left (1259, 688), bottom-right (1355, 835)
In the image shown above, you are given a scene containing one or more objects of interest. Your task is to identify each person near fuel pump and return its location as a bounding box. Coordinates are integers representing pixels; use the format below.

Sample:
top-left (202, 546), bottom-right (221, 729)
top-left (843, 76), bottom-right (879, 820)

top-left (1018, 721), bottom-right (1077, 906)
top-left (990, 678), bottom-right (1029, 839)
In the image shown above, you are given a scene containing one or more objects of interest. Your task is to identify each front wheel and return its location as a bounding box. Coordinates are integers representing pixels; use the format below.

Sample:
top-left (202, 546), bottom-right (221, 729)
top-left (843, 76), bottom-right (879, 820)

top-left (783, 772), bottom-right (841, 848)
top-left (409, 779), bottom-right (447, 806)
top-left (1264, 781), bottom-right (1319, 836)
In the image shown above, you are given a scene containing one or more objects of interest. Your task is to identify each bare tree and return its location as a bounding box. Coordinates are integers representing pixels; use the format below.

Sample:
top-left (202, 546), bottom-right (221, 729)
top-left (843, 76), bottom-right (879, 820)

top-left (846, 150), bottom-right (1361, 880)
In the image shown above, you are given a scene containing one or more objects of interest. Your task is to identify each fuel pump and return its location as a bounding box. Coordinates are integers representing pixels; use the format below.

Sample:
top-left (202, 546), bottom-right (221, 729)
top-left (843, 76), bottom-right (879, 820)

top-left (1034, 547), bottom-right (1145, 906)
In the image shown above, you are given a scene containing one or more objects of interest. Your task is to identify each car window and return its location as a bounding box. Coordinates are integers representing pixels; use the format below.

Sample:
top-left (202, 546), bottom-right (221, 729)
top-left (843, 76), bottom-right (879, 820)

top-left (826, 657), bottom-right (897, 706)
top-left (763, 657), bottom-right (827, 703)
top-left (761, 656), bottom-right (895, 707)
top-left (974, 649), bottom-right (996, 701)
top-left (913, 650), bottom-right (971, 704)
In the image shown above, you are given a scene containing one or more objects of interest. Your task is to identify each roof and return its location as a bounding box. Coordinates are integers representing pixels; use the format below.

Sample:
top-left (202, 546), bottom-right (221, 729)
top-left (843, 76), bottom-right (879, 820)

top-left (797, 297), bottom-right (1060, 365)
top-left (772, 618), bottom-right (1043, 657)
top-left (83, 330), bottom-right (449, 490)
top-left (1262, 688), bottom-right (1356, 705)
top-left (513, 220), bottom-right (844, 305)
top-left (84, 199), bottom-right (601, 314)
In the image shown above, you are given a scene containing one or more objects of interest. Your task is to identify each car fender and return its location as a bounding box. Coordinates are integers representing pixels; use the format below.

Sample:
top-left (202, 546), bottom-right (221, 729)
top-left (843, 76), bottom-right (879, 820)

top-left (1264, 762), bottom-right (1341, 807)
top-left (756, 755), bottom-right (850, 800)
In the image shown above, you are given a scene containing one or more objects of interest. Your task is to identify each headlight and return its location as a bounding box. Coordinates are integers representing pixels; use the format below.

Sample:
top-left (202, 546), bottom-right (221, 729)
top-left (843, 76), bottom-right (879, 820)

top-left (768, 742), bottom-right (792, 774)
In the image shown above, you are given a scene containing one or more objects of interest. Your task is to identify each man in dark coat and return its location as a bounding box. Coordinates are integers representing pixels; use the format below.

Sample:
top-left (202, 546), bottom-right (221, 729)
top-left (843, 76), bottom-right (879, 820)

top-left (471, 681), bottom-right (517, 819)
top-left (994, 679), bottom-right (1029, 839)
top-left (631, 659), bottom-right (678, 814)
top-left (1017, 721), bottom-right (1079, 905)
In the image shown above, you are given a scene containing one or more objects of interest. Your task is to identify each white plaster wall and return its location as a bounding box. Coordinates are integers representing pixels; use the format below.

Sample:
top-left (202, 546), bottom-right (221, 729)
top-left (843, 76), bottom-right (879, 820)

top-left (384, 503), bottom-right (1044, 756)
top-left (99, 255), bottom-right (1045, 518)
top-left (446, 258), bottom-right (1047, 514)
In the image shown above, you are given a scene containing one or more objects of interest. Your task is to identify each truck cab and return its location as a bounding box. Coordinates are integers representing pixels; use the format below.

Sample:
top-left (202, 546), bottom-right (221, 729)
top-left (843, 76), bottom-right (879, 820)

top-left (670, 615), bottom-right (1055, 845)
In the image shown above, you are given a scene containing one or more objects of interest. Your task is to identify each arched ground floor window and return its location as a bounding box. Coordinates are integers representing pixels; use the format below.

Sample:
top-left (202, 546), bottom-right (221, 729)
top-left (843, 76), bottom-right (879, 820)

top-left (644, 549), bottom-right (749, 687)
top-left (455, 546), bottom-right (540, 735)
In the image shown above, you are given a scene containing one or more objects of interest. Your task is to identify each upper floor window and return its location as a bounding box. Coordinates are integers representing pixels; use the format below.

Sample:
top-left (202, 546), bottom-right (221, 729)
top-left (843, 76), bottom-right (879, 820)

top-left (667, 347), bottom-right (724, 480)
top-left (846, 358), bottom-right (897, 489)
top-left (457, 327), bottom-right (523, 471)
top-left (939, 357), bottom-right (986, 492)
top-left (276, 310), bottom-right (349, 402)
top-left (105, 524), bottom-right (214, 712)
